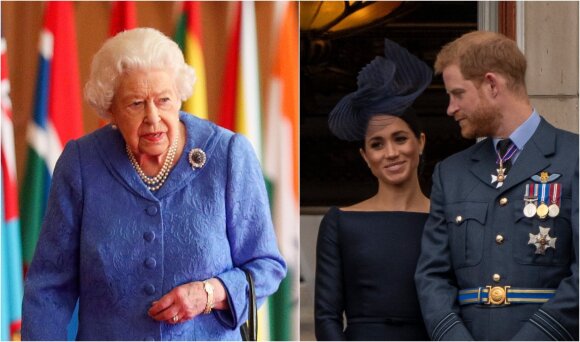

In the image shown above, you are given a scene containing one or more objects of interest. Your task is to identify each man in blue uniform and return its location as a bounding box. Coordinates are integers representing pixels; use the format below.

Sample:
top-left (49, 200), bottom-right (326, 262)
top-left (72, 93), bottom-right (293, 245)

top-left (415, 31), bottom-right (578, 340)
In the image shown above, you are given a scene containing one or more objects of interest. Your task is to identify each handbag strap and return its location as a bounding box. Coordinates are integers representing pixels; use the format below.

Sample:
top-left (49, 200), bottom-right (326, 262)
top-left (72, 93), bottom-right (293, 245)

top-left (244, 269), bottom-right (257, 341)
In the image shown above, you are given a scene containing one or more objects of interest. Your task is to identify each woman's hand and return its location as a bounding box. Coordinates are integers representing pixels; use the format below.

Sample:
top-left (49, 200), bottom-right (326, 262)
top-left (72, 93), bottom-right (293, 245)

top-left (147, 278), bottom-right (228, 324)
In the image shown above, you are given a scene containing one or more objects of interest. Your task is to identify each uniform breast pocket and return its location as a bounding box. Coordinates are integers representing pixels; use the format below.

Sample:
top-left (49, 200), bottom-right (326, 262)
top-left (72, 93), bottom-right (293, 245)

top-left (445, 202), bottom-right (488, 269)
top-left (513, 197), bottom-right (572, 265)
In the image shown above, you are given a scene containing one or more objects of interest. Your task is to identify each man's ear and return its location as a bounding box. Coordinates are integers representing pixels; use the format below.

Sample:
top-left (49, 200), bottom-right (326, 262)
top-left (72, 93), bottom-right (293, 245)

top-left (483, 72), bottom-right (507, 98)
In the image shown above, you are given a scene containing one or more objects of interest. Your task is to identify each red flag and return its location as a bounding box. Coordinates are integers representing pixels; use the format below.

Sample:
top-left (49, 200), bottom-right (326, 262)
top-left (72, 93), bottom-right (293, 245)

top-left (217, 2), bottom-right (242, 130)
top-left (46, 1), bottom-right (84, 145)
top-left (100, 1), bottom-right (137, 127)
top-left (109, 1), bottom-right (137, 36)
top-left (1, 35), bottom-right (19, 222)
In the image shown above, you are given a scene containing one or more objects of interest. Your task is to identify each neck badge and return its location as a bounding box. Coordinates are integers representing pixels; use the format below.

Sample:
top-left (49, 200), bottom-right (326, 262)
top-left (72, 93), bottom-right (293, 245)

top-left (491, 165), bottom-right (507, 188)
top-left (528, 226), bottom-right (557, 255)
top-left (491, 142), bottom-right (517, 188)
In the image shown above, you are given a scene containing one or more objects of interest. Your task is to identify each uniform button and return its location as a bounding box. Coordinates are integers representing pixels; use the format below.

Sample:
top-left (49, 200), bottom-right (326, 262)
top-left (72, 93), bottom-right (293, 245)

top-left (146, 206), bottom-right (158, 216)
top-left (499, 197), bottom-right (508, 206)
top-left (143, 231), bottom-right (156, 242)
top-left (144, 283), bottom-right (156, 295)
top-left (455, 216), bottom-right (463, 224)
top-left (144, 257), bottom-right (157, 269)
top-left (492, 273), bottom-right (501, 282)
top-left (496, 234), bottom-right (504, 244)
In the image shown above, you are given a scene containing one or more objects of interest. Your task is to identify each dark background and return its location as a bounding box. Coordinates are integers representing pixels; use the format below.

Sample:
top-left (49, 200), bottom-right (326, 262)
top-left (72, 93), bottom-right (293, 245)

top-left (300, 1), bottom-right (479, 207)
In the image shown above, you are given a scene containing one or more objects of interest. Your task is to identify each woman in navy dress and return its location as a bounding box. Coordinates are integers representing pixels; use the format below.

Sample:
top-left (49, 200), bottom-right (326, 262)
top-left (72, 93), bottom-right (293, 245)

top-left (315, 39), bottom-right (432, 341)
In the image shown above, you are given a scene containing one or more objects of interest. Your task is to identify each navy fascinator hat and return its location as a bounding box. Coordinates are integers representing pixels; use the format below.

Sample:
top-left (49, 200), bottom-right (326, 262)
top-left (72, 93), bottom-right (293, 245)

top-left (328, 39), bottom-right (433, 141)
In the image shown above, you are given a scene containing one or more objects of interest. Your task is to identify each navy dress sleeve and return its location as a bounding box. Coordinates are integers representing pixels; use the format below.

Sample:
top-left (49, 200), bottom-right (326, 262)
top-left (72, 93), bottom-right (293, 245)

top-left (315, 207), bottom-right (346, 341)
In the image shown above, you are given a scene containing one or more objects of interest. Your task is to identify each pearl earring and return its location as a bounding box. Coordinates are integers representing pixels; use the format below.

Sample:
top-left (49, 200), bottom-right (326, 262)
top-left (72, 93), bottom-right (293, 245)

top-left (111, 124), bottom-right (118, 130)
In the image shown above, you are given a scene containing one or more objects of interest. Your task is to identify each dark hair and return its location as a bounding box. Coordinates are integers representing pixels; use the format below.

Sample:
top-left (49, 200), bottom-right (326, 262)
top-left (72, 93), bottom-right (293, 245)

top-left (359, 108), bottom-right (425, 175)
top-left (359, 107), bottom-right (423, 149)
top-left (399, 107), bottom-right (423, 139)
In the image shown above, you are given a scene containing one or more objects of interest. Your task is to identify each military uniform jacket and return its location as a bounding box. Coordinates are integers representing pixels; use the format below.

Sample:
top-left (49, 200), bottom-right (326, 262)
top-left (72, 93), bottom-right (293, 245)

top-left (415, 118), bottom-right (579, 341)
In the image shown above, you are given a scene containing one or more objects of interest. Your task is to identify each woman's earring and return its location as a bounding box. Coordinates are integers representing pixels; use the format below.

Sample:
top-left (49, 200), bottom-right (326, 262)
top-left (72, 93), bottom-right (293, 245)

top-left (111, 124), bottom-right (118, 130)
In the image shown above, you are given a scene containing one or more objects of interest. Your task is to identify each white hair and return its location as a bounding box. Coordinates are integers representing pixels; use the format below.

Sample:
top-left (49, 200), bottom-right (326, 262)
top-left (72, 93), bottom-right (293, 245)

top-left (84, 27), bottom-right (196, 118)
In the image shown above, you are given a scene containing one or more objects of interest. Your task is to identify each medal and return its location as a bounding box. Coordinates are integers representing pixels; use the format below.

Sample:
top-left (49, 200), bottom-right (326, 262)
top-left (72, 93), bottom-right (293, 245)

top-left (491, 164), bottom-right (507, 188)
top-left (548, 204), bottom-right (560, 217)
top-left (524, 202), bottom-right (537, 218)
top-left (497, 167), bottom-right (506, 183)
top-left (528, 226), bottom-right (557, 255)
top-left (523, 184), bottom-right (538, 218)
top-left (547, 183), bottom-right (561, 218)
top-left (536, 203), bottom-right (549, 219)
top-left (536, 183), bottom-right (549, 219)
top-left (491, 142), bottom-right (517, 188)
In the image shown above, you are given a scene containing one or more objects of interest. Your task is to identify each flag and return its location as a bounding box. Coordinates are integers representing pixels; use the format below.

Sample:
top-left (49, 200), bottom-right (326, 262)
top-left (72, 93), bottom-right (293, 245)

top-left (264, 2), bottom-right (300, 340)
top-left (21, 0), bottom-right (83, 275)
top-left (109, 1), bottom-right (137, 36)
top-left (174, 1), bottom-right (208, 119)
top-left (217, 2), bottom-right (241, 132)
top-left (19, 2), bottom-right (84, 339)
top-left (98, 1), bottom-right (137, 128)
top-left (218, 2), bottom-right (270, 338)
top-left (218, 2), bottom-right (262, 160)
top-left (1, 33), bottom-right (24, 342)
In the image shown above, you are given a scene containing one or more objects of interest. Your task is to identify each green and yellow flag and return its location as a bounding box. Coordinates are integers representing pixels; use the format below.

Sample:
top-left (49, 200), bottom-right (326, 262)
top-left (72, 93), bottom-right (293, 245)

top-left (174, 1), bottom-right (208, 119)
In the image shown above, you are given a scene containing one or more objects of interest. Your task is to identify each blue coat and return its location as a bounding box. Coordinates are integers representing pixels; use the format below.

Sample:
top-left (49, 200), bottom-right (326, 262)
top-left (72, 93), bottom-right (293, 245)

top-left (22, 113), bottom-right (287, 340)
top-left (415, 118), bottom-right (578, 340)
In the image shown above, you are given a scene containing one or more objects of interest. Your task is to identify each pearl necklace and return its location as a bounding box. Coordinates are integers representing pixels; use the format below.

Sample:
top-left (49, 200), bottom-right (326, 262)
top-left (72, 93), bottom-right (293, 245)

top-left (126, 136), bottom-right (179, 191)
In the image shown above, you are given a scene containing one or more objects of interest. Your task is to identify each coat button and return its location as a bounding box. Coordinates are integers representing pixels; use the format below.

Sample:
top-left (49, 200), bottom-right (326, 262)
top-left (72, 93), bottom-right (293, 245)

top-left (146, 206), bottom-right (158, 216)
top-left (496, 234), bottom-right (504, 244)
top-left (455, 216), bottom-right (463, 224)
top-left (143, 231), bottom-right (155, 242)
top-left (144, 257), bottom-right (157, 269)
top-left (499, 197), bottom-right (508, 206)
top-left (492, 273), bottom-right (501, 282)
top-left (144, 284), bottom-right (156, 295)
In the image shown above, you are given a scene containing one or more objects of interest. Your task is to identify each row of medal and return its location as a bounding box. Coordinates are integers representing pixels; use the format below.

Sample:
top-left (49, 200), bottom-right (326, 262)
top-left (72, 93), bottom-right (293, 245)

top-left (523, 182), bottom-right (561, 219)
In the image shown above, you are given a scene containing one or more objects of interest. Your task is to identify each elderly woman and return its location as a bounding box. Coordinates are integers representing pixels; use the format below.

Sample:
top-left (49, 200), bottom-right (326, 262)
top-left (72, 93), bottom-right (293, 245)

top-left (22, 28), bottom-right (286, 341)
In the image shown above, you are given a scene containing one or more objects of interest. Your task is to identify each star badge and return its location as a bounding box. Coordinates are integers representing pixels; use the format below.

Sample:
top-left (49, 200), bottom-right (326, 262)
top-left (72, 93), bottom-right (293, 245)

top-left (491, 167), bottom-right (506, 188)
top-left (528, 226), bottom-right (557, 255)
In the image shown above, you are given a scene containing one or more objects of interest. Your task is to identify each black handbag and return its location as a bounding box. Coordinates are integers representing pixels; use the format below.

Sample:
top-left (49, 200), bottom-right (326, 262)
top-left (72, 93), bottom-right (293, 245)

top-left (240, 269), bottom-right (257, 341)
